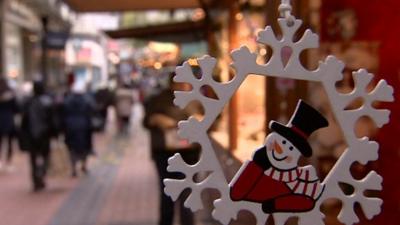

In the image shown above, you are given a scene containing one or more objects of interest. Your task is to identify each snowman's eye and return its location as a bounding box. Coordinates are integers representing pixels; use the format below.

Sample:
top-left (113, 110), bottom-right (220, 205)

top-left (282, 140), bottom-right (287, 145)
top-left (289, 146), bottom-right (294, 151)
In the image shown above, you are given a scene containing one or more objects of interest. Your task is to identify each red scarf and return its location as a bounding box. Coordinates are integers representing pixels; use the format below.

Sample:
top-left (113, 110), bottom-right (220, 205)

top-left (264, 166), bottom-right (324, 199)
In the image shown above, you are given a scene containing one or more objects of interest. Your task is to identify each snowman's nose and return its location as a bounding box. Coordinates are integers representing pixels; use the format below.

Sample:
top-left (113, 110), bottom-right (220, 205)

top-left (273, 141), bottom-right (283, 154)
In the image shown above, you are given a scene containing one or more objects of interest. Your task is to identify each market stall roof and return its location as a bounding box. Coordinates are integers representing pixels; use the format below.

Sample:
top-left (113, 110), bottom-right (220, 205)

top-left (105, 20), bottom-right (206, 43)
top-left (65, 0), bottom-right (201, 12)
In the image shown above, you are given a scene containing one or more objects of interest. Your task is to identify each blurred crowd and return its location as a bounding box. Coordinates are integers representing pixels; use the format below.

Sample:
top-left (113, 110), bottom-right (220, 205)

top-left (0, 74), bottom-right (134, 191)
top-left (0, 61), bottom-right (205, 225)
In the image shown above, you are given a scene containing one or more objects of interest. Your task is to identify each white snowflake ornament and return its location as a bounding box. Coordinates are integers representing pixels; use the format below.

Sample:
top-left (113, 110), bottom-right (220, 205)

top-left (163, 1), bottom-right (394, 225)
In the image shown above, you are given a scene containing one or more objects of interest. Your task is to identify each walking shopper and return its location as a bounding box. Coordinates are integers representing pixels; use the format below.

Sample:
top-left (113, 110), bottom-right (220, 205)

top-left (20, 80), bottom-right (55, 191)
top-left (62, 81), bottom-right (95, 177)
top-left (93, 85), bottom-right (113, 132)
top-left (115, 84), bottom-right (134, 134)
top-left (143, 73), bottom-right (200, 225)
top-left (0, 78), bottom-right (17, 170)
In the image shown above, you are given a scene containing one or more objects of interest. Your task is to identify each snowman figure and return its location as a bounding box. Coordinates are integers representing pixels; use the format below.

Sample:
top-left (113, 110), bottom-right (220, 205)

top-left (230, 100), bottom-right (328, 213)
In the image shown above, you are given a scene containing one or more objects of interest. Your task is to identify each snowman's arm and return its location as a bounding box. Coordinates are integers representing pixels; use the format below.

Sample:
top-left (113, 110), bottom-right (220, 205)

top-left (230, 146), bottom-right (271, 201)
top-left (263, 194), bottom-right (315, 213)
top-left (230, 160), bottom-right (264, 201)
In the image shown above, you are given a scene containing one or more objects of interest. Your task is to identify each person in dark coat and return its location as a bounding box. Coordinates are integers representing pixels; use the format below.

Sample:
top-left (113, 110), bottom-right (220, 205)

top-left (20, 80), bottom-right (55, 191)
top-left (143, 73), bottom-right (201, 225)
top-left (62, 81), bottom-right (95, 177)
top-left (0, 78), bottom-right (17, 170)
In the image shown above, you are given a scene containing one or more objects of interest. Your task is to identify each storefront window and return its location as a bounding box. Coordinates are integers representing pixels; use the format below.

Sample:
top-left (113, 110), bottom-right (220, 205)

top-left (4, 22), bottom-right (23, 82)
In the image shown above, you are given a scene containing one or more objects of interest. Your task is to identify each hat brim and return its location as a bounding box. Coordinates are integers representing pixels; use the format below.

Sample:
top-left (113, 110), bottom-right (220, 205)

top-left (269, 121), bottom-right (313, 157)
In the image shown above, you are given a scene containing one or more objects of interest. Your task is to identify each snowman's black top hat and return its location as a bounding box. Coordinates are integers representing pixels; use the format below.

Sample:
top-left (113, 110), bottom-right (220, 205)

top-left (269, 100), bottom-right (328, 157)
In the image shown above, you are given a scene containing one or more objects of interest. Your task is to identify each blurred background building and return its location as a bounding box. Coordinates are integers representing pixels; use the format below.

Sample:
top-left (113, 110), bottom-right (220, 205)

top-left (0, 0), bottom-right (73, 89)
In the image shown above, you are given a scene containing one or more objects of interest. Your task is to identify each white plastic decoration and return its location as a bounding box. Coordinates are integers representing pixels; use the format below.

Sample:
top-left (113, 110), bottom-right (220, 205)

top-left (163, 1), bottom-right (394, 225)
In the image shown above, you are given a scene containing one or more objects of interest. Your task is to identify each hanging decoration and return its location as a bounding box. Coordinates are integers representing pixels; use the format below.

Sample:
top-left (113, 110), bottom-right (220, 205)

top-left (163, 0), bottom-right (394, 224)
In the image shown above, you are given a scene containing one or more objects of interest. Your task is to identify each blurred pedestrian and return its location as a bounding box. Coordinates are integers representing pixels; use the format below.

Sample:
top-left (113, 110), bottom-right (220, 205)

top-left (0, 78), bottom-right (17, 171)
top-left (114, 83), bottom-right (134, 134)
top-left (19, 80), bottom-right (55, 191)
top-left (93, 85), bottom-right (113, 132)
top-left (62, 81), bottom-right (95, 177)
top-left (143, 73), bottom-right (200, 225)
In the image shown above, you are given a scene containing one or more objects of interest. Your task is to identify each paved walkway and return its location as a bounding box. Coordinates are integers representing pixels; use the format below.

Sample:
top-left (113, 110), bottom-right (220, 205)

top-left (0, 140), bottom-right (78, 225)
top-left (0, 105), bottom-right (161, 225)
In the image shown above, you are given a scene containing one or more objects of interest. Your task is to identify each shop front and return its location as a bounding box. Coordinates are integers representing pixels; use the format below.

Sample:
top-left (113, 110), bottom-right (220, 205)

top-left (1, 0), bottom-right (72, 91)
top-left (65, 34), bottom-right (108, 91)
top-left (3, 0), bottom-right (42, 87)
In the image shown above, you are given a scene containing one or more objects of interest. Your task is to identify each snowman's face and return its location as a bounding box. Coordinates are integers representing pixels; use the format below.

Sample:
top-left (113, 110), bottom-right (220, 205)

top-left (265, 132), bottom-right (301, 170)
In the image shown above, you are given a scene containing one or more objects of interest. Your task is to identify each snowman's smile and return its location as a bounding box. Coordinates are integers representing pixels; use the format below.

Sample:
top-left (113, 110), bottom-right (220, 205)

top-left (272, 150), bottom-right (288, 161)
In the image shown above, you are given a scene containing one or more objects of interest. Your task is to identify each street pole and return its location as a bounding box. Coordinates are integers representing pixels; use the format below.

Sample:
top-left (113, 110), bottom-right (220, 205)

top-left (41, 16), bottom-right (48, 85)
top-left (0, 0), bottom-right (6, 78)
top-left (228, 3), bottom-right (239, 151)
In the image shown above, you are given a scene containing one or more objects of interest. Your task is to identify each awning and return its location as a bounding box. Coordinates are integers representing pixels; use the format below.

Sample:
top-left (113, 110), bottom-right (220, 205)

top-left (105, 20), bottom-right (206, 43)
top-left (64, 0), bottom-right (201, 12)
top-left (64, 0), bottom-right (233, 12)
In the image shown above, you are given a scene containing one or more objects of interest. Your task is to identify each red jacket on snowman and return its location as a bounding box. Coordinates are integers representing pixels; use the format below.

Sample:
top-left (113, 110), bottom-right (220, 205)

top-left (229, 100), bottom-right (328, 213)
